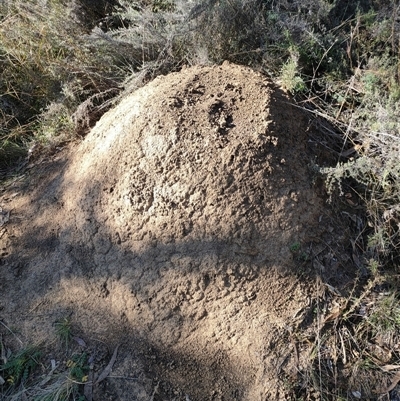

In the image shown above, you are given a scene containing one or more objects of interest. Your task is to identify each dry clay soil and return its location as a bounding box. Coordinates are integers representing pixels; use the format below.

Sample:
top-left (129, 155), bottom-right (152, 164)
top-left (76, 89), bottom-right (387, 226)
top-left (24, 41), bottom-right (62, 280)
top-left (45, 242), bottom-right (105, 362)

top-left (0, 63), bottom-right (353, 400)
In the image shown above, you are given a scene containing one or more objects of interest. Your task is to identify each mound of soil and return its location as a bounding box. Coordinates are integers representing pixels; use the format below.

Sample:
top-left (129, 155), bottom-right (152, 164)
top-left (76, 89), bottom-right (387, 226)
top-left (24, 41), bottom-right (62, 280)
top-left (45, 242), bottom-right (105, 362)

top-left (1, 63), bottom-right (351, 400)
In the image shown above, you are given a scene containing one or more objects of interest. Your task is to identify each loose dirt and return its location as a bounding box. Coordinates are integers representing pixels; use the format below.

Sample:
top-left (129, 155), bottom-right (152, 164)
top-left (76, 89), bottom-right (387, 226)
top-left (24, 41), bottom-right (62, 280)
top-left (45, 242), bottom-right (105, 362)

top-left (0, 62), bottom-right (353, 400)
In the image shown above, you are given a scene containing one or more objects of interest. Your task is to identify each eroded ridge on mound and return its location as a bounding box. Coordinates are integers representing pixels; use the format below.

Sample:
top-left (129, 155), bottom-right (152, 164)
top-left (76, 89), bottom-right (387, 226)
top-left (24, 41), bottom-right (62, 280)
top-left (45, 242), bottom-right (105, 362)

top-left (2, 63), bottom-right (337, 400)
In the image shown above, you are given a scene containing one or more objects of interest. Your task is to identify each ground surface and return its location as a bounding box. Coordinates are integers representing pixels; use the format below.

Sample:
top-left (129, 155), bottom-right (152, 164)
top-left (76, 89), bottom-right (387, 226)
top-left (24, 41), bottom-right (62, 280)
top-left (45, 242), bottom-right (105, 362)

top-left (0, 63), bottom-right (354, 400)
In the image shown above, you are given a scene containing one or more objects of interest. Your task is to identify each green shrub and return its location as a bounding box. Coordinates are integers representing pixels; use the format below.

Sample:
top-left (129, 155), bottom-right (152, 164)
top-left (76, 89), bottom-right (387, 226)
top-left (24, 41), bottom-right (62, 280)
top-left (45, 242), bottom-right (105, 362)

top-left (0, 345), bottom-right (41, 386)
top-left (0, 0), bottom-right (132, 164)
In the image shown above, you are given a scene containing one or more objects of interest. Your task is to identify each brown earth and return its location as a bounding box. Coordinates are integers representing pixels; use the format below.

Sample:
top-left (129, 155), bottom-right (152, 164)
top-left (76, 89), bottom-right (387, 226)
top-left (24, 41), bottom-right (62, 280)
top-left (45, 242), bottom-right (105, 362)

top-left (0, 62), bottom-right (354, 400)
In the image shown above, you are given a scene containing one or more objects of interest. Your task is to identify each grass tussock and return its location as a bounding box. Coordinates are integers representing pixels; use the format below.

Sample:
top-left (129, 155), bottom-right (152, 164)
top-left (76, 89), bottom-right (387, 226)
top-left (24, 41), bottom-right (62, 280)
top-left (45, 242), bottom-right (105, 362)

top-left (0, 318), bottom-right (89, 401)
top-left (1, 0), bottom-right (400, 399)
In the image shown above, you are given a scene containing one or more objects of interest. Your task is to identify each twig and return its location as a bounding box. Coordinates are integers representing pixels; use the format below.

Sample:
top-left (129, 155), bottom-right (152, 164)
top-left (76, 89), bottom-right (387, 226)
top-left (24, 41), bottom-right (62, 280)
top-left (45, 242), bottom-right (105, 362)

top-left (310, 39), bottom-right (339, 91)
top-left (316, 278), bottom-right (323, 396)
top-left (150, 381), bottom-right (160, 401)
top-left (370, 131), bottom-right (400, 142)
top-left (339, 329), bottom-right (347, 365)
top-left (107, 375), bottom-right (139, 380)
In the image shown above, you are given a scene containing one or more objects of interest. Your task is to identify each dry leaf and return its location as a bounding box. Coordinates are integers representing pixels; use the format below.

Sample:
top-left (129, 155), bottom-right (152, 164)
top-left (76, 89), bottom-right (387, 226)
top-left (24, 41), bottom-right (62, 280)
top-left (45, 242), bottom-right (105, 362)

top-left (381, 365), bottom-right (400, 372)
top-left (73, 336), bottom-right (87, 347)
top-left (95, 344), bottom-right (120, 384)
top-left (378, 371), bottom-right (400, 393)
top-left (84, 371), bottom-right (94, 401)
top-left (323, 309), bottom-right (342, 323)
